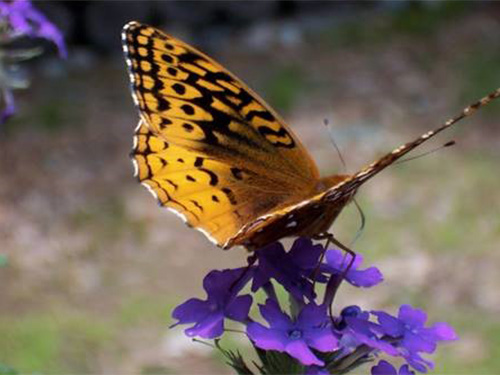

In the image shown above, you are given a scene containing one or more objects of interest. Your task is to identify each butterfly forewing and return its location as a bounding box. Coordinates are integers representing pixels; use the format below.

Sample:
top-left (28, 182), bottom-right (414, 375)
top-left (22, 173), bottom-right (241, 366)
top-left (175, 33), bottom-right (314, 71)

top-left (123, 22), bottom-right (321, 247)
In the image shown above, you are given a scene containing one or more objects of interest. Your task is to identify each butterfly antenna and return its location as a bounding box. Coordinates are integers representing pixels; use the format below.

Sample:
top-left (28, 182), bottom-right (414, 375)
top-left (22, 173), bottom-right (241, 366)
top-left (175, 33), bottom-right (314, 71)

top-left (324, 118), bottom-right (347, 173)
top-left (325, 87), bottom-right (500, 202)
top-left (350, 198), bottom-right (366, 246)
top-left (394, 140), bottom-right (456, 165)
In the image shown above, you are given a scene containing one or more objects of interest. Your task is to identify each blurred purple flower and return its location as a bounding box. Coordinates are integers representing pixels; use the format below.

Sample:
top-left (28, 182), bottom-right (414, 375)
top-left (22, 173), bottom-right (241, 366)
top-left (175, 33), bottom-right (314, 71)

top-left (171, 268), bottom-right (252, 339)
top-left (0, 88), bottom-right (14, 123)
top-left (0, 0), bottom-right (66, 57)
top-left (247, 299), bottom-right (338, 366)
top-left (252, 239), bottom-right (320, 301)
top-left (371, 360), bottom-right (415, 375)
top-left (373, 304), bottom-right (458, 354)
top-left (323, 249), bottom-right (383, 288)
top-left (0, 0), bottom-right (66, 124)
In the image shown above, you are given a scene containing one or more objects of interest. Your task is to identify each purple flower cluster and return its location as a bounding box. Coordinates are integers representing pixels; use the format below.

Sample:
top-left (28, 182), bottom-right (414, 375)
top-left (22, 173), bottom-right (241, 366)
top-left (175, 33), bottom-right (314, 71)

top-left (171, 238), bottom-right (457, 374)
top-left (0, 0), bottom-right (66, 123)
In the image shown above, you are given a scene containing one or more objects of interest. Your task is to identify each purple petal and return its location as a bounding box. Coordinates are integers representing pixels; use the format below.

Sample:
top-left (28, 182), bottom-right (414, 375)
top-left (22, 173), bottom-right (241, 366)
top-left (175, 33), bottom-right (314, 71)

top-left (372, 311), bottom-right (404, 337)
top-left (203, 268), bottom-right (248, 302)
top-left (225, 294), bottom-right (252, 322)
top-left (371, 360), bottom-right (397, 375)
top-left (304, 326), bottom-right (338, 352)
top-left (185, 311), bottom-right (224, 339)
top-left (403, 351), bottom-right (434, 373)
top-left (345, 317), bottom-right (399, 356)
top-left (256, 243), bottom-right (315, 301)
top-left (171, 298), bottom-right (211, 324)
top-left (429, 322), bottom-right (458, 341)
top-left (324, 250), bottom-right (382, 288)
top-left (402, 330), bottom-right (436, 354)
top-left (297, 303), bottom-right (329, 327)
top-left (247, 322), bottom-right (287, 351)
top-left (305, 365), bottom-right (330, 375)
top-left (259, 299), bottom-right (292, 329)
top-left (289, 237), bottom-right (323, 269)
top-left (325, 249), bottom-right (353, 271)
top-left (399, 364), bottom-right (415, 375)
top-left (251, 265), bottom-right (270, 292)
top-left (398, 305), bottom-right (427, 328)
top-left (346, 266), bottom-right (383, 288)
top-left (285, 340), bottom-right (324, 366)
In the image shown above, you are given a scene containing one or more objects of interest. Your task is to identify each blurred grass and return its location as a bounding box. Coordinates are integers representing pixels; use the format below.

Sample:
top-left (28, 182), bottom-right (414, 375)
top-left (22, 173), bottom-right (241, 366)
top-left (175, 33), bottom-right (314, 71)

top-left (323, 1), bottom-right (468, 48)
top-left (458, 48), bottom-right (500, 116)
top-left (336, 153), bottom-right (500, 258)
top-left (0, 294), bottom-right (174, 374)
top-left (0, 312), bottom-right (111, 373)
top-left (265, 65), bottom-right (305, 113)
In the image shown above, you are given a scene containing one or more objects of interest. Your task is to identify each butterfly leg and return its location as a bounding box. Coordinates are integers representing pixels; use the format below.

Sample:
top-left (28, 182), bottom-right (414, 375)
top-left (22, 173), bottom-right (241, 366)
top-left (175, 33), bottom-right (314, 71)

top-left (309, 232), bottom-right (338, 286)
top-left (313, 232), bottom-right (357, 275)
top-left (313, 233), bottom-right (357, 316)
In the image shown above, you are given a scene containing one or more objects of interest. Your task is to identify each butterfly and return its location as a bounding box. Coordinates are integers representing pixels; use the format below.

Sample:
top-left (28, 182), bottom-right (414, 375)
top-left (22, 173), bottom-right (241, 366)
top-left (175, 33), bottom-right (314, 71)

top-left (122, 21), bottom-right (500, 251)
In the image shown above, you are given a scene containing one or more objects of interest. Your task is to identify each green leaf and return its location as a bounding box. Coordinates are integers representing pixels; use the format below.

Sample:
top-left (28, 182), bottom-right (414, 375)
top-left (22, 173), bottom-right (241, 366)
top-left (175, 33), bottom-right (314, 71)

top-left (215, 340), bottom-right (254, 375)
top-left (254, 347), bottom-right (305, 375)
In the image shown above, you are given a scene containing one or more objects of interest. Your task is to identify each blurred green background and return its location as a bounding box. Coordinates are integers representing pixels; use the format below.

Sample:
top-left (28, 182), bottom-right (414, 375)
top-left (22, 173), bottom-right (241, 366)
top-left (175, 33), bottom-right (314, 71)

top-left (0, 1), bottom-right (499, 373)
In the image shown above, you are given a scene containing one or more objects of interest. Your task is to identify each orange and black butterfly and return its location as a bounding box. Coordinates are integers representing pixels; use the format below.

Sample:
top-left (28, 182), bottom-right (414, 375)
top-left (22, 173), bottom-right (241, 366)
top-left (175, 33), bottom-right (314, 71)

top-left (122, 21), bottom-right (500, 250)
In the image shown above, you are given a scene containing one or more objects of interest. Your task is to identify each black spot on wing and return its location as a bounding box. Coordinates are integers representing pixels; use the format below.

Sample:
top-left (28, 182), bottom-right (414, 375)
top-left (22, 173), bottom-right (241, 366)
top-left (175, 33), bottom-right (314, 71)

top-left (183, 123), bottom-right (194, 132)
top-left (222, 187), bottom-right (237, 205)
top-left (190, 200), bottom-right (204, 212)
top-left (231, 167), bottom-right (243, 180)
top-left (181, 104), bottom-right (195, 115)
top-left (199, 168), bottom-right (218, 186)
top-left (194, 157), bottom-right (204, 167)
top-left (172, 83), bottom-right (186, 95)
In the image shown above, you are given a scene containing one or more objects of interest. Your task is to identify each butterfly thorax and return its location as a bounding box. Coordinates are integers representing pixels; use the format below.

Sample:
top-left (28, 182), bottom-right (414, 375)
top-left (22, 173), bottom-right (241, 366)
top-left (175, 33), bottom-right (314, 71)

top-left (302, 174), bottom-right (355, 234)
top-left (229, 174), bottom-right (355, 250)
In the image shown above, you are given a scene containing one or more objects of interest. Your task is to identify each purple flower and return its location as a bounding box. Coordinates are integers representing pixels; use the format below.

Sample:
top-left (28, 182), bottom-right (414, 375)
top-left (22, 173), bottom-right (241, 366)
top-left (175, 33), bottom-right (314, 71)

top-left (371, 360), bottom-right (415, 375)
top-left (373, 304), bottom-right (458, 354)
top-left (252, 239), bottom-right (321, 301)
top-left (247, 299), bottom-right (338, 366)
top-left (171, 268), bottom-right (252, 339)
top-left (401, 351), bottom-right (435, 373)
top-left (305, 365), bottom-right (330, 374)
top-left (323, 249), bottom-right (383, 288)
top-left (288, 237), bottom-right (325, 273)
top-left (343, 315), bottom-right (400, 356)
top-left (0, 0), bottom-right (66, 57)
